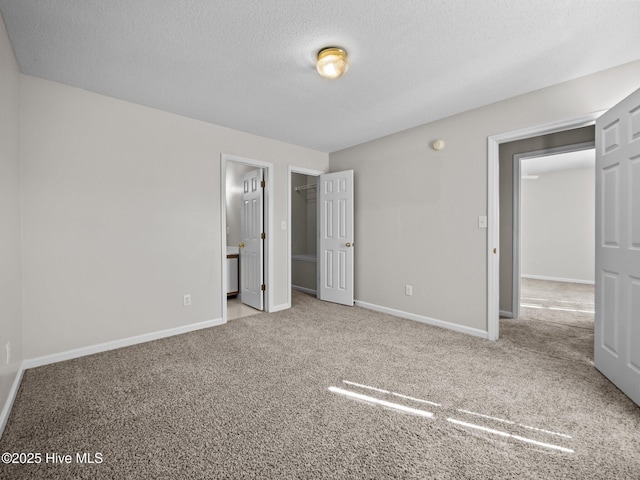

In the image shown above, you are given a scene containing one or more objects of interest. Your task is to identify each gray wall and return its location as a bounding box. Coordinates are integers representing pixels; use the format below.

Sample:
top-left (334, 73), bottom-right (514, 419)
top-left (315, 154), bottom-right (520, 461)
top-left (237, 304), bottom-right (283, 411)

top-left (0, 12), bottom-right (23, 430)
top-left (20, 75), bottom-right (328, 359)
top-left (330, 61), bottom-right (639, 335)
top-left (521, 166), bottom-right (595, 283)
top-left (499, 126), bottom-right (594, 314)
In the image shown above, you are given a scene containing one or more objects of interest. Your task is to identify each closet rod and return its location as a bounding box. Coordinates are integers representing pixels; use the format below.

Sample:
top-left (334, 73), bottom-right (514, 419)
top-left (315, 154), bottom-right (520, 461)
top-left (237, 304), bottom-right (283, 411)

top-left (294, 184), bottom-right (317, 192)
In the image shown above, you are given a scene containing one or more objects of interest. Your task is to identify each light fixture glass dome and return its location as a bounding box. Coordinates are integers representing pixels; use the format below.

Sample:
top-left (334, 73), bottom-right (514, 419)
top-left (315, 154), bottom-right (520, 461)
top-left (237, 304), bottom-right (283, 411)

top-left (316, 47), bottom-right (349, 79)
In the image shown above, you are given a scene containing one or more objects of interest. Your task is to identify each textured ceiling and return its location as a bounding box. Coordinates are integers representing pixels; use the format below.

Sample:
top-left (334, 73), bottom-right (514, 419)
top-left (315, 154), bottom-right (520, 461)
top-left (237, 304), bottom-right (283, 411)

top-left (1, 1), bottom-right (639, 152)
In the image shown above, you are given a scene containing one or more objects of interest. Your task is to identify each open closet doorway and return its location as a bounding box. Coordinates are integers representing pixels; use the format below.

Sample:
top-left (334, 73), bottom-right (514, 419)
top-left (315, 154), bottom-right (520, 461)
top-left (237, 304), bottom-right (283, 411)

top-left (221, 154), bottom-right (274, 322)
top-left (288, 167), bottom-right (323, 307)
top-left (287, 167), bottom-right (355, 308)
top-left (515, 147), bottom-right (596, 329)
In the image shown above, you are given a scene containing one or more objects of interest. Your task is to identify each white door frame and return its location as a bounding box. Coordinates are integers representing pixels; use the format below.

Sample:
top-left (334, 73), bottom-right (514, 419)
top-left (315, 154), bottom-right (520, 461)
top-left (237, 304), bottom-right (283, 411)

top-left (511, 141), bottom-right (595, 319)
top-left (221, 154), bottom-right (274, 322)
top-left (287, 166), bottom-right (325, 309)
top-left (486, 112), bottom-right (603, 340)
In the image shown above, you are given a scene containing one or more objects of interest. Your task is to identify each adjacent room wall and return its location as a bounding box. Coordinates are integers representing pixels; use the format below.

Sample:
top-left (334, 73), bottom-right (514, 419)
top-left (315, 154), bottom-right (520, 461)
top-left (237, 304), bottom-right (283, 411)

top-left (0, 12), bottom-right (23, 430)
top-left (291, 173), bottom-right (310, 256)
top-left (521, 166), bottom-right (595, 283)
top-left (329, 60), bottom-right (640, 335)
top-left (226, 162), bottom-right (255, 247)
top-left (305, 176), bottom-right (318, 256)
top-left (291, 174), bottom-right (318, 256)
top-left (20, 75), bottom-right (328, 359)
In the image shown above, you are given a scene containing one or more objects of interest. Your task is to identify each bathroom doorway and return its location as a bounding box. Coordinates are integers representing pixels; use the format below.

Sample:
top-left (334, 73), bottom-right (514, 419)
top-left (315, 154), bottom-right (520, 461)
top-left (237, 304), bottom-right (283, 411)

top-left (222, 154), bottom-right (273, 321)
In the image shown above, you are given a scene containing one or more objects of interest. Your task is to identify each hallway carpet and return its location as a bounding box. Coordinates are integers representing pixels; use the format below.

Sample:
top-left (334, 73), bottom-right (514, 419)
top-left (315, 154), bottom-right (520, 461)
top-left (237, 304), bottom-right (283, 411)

top-left (502, 278), bottom-right (595, 364)
top-left (519, 278), bottom-right (594, 329)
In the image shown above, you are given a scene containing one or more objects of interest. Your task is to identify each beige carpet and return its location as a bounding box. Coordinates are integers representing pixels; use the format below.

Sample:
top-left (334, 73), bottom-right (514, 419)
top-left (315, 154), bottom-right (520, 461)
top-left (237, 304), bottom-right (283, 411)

top-left (1, 290), bottom-right (639, 479)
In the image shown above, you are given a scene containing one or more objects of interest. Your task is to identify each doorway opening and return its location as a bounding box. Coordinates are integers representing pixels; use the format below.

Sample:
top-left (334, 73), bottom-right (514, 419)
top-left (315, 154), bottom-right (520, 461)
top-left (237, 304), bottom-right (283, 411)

top-left (487, 112), bottom-right (603, 340)
top-left (287, 167), bottom-right (355, 308)
top-left (287, 166), bottom-right (323, 308)
top-left (291, 171), bottom-right (320, 295)
top-left (516, 147), bottom-right (596, 331)
top-left (514, 145), bottom-right (595, 322)
top-left (221, 154), bottom-right (274, 322)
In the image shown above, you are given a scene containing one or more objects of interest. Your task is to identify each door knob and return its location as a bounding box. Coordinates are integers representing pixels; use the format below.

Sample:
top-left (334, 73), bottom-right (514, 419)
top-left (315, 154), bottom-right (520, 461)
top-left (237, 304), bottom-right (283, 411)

top-left (346, 242), bottom-right (353, 247)
top-left (239, 243), bottom-right (245, 248)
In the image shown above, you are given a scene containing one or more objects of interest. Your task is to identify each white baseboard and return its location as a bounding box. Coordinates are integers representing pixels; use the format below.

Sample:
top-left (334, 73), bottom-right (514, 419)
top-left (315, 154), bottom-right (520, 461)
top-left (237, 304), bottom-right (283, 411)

top-left (355, 300), bottom-right (488, 339)
top-left (500, 310), bottom-right (514, 318)
top-left (3, 316), bottom-right (227, 437)
top-left (0, 364), bottom-right (25, 439)
top-left (522, 274), bottom-right (595, 285)
top-left (292, 285), bottom-right (317, 296)
top-left (23, 317), bottom-right (225, 370)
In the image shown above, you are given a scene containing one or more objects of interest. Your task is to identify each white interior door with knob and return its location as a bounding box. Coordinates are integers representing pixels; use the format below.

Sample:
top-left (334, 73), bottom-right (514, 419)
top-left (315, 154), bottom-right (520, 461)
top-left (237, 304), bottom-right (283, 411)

top-left (318, 170), bottom-right (354, 306)
top-left (240, 168), bottom-right (264, 311)
top-left (595, 87), bottom-right (640, 406)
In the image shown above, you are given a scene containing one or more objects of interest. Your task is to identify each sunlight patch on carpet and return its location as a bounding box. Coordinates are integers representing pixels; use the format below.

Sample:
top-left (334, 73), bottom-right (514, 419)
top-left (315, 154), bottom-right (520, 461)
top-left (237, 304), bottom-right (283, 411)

top-left (328, 386), bottom-right (435, 418)
top-left (342, 380), bottom-right (442, 407)
top-left (333, 380), bottom-right (574, 454)
top-left (521, 303), bottom-right (594, 314)
top-left (447, 418), bottom-right (574, 454)
top-left (456, 409), bottom-right (516, 425)
top-left (457, 408), bottom-right (572, 439)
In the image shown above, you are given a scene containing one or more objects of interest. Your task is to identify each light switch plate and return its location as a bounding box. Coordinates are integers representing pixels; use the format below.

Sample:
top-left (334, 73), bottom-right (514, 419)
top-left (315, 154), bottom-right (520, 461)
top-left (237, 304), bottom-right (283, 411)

top-left (478, 216), bottom-right (488, 228)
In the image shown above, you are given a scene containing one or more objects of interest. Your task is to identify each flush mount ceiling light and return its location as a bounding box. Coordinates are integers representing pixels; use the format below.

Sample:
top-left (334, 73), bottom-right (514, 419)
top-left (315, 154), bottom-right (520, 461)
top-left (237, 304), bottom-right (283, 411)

top-left (316, 47), bottom-right (349, 79)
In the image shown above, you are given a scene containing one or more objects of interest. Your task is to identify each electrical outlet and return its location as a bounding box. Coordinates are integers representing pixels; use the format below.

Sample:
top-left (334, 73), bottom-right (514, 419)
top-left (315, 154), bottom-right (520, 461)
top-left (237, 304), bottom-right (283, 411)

top-left (405, 285), bottom-right (413, 296)
top-left (183, 294), bottom-right (191, 306)
top-left (5, 341), bottom-right (10, 365)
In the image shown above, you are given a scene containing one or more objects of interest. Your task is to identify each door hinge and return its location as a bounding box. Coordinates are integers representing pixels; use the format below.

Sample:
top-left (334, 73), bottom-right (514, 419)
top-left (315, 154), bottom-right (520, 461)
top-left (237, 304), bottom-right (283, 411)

top-left (260, 180), bottom-right (266, 188)
top-left (261, 284), bottom-right (266, 291)
top-left (261, 232), bottom-right (266, 239)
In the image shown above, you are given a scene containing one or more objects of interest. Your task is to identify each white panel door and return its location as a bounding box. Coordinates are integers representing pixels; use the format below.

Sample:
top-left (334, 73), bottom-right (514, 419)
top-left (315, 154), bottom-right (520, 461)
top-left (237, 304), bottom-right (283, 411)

top-left (595, 87), bottom-right (640, 406)
top-left (318, 170), bottom-right (354, 306)
top-left (240, 169), bottom-right (264, 311)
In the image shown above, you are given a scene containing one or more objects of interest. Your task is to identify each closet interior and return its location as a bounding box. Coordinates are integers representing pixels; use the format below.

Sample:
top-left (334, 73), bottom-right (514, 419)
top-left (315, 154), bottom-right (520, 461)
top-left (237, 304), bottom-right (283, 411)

top-left (291, 173), bottom-right (318, 295)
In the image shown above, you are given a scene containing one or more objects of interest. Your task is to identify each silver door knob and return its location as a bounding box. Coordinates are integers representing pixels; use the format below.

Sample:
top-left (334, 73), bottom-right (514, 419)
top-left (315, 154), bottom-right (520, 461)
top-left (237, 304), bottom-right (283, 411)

top-left (346, 242), bottom-right (354, 247)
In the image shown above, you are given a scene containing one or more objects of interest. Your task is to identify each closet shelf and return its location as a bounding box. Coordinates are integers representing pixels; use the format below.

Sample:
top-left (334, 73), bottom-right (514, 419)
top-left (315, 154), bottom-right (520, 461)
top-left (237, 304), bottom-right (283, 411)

top-left (292, 253), bottom-right (317, 263)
